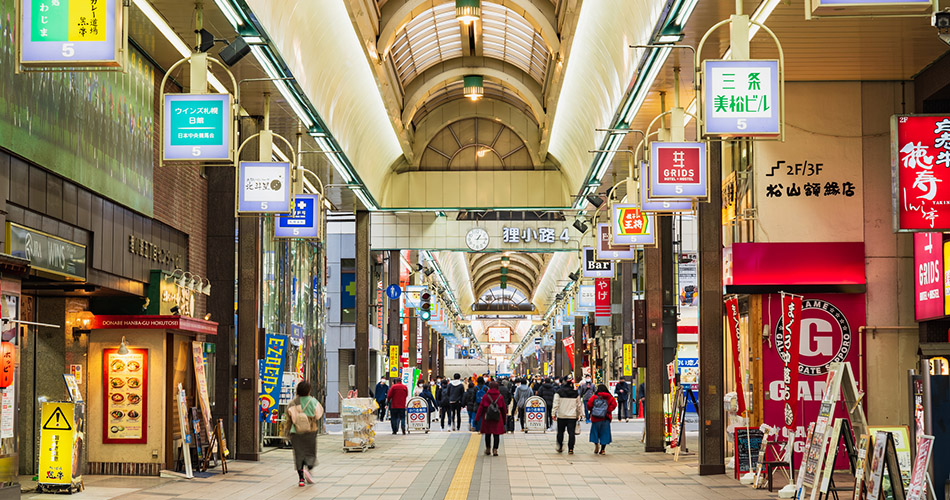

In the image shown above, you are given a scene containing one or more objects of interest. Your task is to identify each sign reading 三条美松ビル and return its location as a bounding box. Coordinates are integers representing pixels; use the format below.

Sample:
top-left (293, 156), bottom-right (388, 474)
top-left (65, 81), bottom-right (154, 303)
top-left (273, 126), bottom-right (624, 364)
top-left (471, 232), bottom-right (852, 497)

top-left (649, 142), bottom-right (708, 199)
top-left (583, 247), bottom-right (612, 278)
top-left (238, 162), bottom-right (292, 214)
top-left (163, 94), bottom-right (233, 161)
top-left (811, 0), bottom-right (933, 16)
top-left (639, 163), bottom-right (693, 212)
top-left (274, 194), bottom-right (320, 238)
top-left (893, 115), bottom-right (950, 231)
top-left (596, 224), bottom-right (635, 260)
top-left (610, 204), bottom-right (656, 246)
top-left (18, 0), bottom-right (121, 67)
top-left (704, 60), bottom-right (780, 136)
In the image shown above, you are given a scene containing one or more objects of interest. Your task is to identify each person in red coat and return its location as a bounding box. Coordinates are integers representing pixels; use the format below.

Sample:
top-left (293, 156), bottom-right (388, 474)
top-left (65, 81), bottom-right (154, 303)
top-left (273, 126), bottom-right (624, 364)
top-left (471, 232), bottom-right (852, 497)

top-left (475, 381), bottom-right (507, 456)
top-left (387, 380), bottom-right (409, 435)
top-left (586, 384), bottom-right (617, 455)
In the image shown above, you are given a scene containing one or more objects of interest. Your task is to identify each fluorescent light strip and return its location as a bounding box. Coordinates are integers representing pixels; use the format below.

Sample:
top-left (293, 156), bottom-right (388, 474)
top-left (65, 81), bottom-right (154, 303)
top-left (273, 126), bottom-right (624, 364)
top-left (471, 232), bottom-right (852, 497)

top-left (316, 137), bottom-right (354, 183)
top-left (674, 0), bottom-right (700, 26)
top-left (212, 0), bottom-right (244, 31)
top-left (352, 187), bottom-right (376, 210)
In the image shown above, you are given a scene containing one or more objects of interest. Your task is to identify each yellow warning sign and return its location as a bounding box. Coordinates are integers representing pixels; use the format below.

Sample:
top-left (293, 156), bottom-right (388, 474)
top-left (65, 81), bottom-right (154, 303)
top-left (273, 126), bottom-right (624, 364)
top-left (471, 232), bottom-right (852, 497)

top-left (39, 402), bottom-right (76, 485)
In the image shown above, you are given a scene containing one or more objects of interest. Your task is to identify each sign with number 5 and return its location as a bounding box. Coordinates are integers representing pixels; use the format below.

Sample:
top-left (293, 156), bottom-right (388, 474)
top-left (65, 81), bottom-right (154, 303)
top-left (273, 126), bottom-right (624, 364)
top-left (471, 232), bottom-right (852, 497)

top-left (163, 93), bottom-right (233, 161)
top-left (238, 162), bottom-right (292, 215)
top-left (274, 194), bottom-right (320, 239)
top-left (18, 0), bottom-right (124, 67)
top-left (703, 59), bottom-right (781, 137)
top-left (649, 142), bottom-right (707, 200)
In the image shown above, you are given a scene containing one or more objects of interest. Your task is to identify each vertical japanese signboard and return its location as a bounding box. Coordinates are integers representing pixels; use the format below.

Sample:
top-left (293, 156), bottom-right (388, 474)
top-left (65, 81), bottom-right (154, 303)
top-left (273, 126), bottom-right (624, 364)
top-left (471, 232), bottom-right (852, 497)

top-left (725, 297), bottom-right (746, 415)
top-left (18, 0), bottom-right (122, 67)
top-left (259, 334), bottom-right (288, 422)
top-left (582, 247), bottom-right (612, 278)
top-left (623, 343), bottom-right (633, 376)
top-left (594, 278), bottom-right (611, 319)
top-left (38, 402), bottom-right (76, 485)
top-left (163, 94), bottom-right (233, 161)
top-left (703, 60), bottom-right (780, 136)
top-left (596, 224), bottom-right (634, 260)
top-left (893, 115), bottom-right (950, 231)
top-left (610, 204), bottom-right (656, 246)
top-left (192, 342), bottom-right (213, 443)
top-left (238, 162), bottom-right (292, 214)
top-left (779, 293), bottom-right (802, 429)
top-left (274, 194), bottom-right (320, 238)
top-left (915, 232), bottom-right (944, 321)
top-left (649, 142), bottom-right (708, 199)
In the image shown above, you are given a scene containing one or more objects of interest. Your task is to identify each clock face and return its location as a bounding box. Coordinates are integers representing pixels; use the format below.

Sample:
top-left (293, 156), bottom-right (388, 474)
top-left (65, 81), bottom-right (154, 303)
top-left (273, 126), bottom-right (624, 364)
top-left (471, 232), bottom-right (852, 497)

top-left (466, 228), bottom-right (490, 251)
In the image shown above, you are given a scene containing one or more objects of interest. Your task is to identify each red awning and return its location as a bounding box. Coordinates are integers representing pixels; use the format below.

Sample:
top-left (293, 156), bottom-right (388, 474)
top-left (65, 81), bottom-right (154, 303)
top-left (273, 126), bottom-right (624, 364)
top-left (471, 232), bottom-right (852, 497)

top-left (724, 242), bottom-right (865, 294)
top-left (88, 315), bottom-right (218, 336)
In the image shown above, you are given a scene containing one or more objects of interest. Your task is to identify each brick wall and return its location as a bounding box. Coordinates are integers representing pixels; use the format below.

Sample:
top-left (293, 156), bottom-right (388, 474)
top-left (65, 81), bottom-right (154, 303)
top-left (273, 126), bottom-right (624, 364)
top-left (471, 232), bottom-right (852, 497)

top-left (151, 78), bottom-right (209, 316)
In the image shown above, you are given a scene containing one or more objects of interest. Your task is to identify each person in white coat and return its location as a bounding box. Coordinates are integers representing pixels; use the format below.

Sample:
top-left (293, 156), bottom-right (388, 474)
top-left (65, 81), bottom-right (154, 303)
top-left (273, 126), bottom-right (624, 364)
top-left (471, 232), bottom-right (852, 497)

top-left (551, 377), bottom-right (584, 454)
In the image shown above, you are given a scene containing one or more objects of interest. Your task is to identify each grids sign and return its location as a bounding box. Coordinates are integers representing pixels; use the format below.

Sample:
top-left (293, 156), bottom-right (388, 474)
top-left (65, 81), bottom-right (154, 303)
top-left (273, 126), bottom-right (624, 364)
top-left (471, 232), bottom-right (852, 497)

top-left (274, 194), bottom-right (320, 239)
top-left (649, 142), bottom-right (708, 199)
top-left (163, 94), bottom-right (233, 161)
top-left (703, 60), bottom-right (780, 137)
top-left (238, 162), bottom-right (291, 214)
top-left (18, 0), bottom-right (121, 66)
top-left (892, 115), bottom-right (950, 231)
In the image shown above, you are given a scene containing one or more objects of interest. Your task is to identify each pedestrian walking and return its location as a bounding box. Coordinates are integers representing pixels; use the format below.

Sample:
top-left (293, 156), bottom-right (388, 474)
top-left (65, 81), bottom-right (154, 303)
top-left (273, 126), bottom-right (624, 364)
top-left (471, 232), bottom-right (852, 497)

top-left (538, 377), bottom-right (557, 429)
top-left (587, 384), bottom-right (617, 455)
top-left (419, 382), bottom-right (438, 428)
top-left (447, 373), bottom-right (465, 431)
top-left (552, 378), bottom-right (583, 454)
top-left (513, 378), bottom-right (533, 432)
top-left (614, 377), bottom-right (630, 422)
top-left (374, 377), bottom-right (389, 422)
top-left (472, 377), bottom-right (487, 432)
top-left (463, 379), bottom-right (479, 431)
top-left (284, 381), bottom-right (322, 487)
top-left (437, 379), bottom-right (450, 430)
top-left (387, 378), bottom-right (409, 435)
top-left (579, 376), bottom-right (595, 423)
top-left (475, 381), bottom-right (507, 456)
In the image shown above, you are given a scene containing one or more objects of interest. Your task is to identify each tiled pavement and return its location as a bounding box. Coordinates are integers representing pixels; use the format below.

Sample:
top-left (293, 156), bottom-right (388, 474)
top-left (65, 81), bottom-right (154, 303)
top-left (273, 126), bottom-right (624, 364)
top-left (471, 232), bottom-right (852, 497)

top-left (20, 420), bottom-right (786, 500)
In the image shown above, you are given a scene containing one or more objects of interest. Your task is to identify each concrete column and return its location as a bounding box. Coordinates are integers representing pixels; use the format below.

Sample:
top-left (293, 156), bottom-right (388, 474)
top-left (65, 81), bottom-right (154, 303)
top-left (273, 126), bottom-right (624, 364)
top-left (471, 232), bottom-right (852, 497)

top-left (438, 336), bottom-right (445, 378)
top-left (621, 261), bottom-right (634, 378)
top-left (643, 219), bottom-right (668, 452)
top-left (420, 323), bottom-right (430, 379)
top-left (355, 211), bottom-right (371, 396)
top-left (699, 141), bottom-right (725, 474)
top-left (573, 317), bottom-right (583, 381)
top-left (409, 316), bottom-right (418, 369)
top-left (554, 326), bottom-right (563, 378)
top-left (387, 251), bottom-right (401, 380)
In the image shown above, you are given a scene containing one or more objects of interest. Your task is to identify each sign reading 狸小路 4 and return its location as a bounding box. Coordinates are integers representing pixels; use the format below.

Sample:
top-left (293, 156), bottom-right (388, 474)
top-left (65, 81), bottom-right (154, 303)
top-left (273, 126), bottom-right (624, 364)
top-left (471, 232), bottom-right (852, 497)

top-left (704, 60), bottom-right (780, 137)
top-left (163, 94), bottom-right (233, 161)
top-left (274, 194), bottom-right (320, 238)
top-left (892, 115), bottom-right (950, 231)
top-left (610, 204), bottom-right (656, 246)
top-left (18, 0), bottom-right (122, 67)
top-left (238, 162), bottom-right (292, 214)
top-left (649, 142), bottom-right (707, 199)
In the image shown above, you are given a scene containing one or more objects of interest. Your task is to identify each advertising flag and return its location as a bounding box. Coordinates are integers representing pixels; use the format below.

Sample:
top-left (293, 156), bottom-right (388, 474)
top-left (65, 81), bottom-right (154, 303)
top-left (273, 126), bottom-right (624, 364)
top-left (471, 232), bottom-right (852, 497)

top-left (725, 297), bottom-right (746, 415)
top-left (780, 293), bottom-right (803, 430)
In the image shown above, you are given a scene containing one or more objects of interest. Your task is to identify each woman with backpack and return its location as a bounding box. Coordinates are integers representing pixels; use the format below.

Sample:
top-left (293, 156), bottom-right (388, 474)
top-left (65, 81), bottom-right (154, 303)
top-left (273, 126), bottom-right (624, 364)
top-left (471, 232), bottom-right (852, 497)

top-left (474, 381), bottom-right (507, 456)
top-left (586, 384), bottom-right (617, 455)
top-left (284, 381), bottom-right (322, 486)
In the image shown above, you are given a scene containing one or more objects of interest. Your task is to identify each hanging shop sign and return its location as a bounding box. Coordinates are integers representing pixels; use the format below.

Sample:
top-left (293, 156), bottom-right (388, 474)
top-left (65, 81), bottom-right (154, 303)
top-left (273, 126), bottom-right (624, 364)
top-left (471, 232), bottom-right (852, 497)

top-left (163, 93), bottom-right (233, 161)
top-left (6, 222), bottom-right (86, 280)
top-left (38, 401), bottom-right (77, 485)
top-left (0, 342), bottom-right (13, 388)
top-left (490, 344), bottom-right (506, 355)
top-left (524, 396), bottom-right (546, 432)
top-left (18, 0), bottom-right (122, 67)
top-left (596, 224), bottom-right (635, 260)
top-left (779, 293), bottom-right (803, 430)
top-left (103, 348), bottom-right (147, 443)
top-left (623, 343), bottom-right (633, 377)
top-left (487, 327), bottom-right (510, 343)
top-left (274, 194), bottom-right (320, 239)
top-left (703, 60), bottom-right (780, 136)
top-left (595, 278), bottom-right (611, 319)
top-left (238, 161), bottom-right (292, 214)
top-left (577, 285), bottom-right (595, 312)
top-left (610, 205), bottom-right (656, 246)
top-left (639, 165), bottom-right (693, 212)
top-left (724, 297), bottom-right (746, 415)
top-left (915, 232), bottom-right (944, 321)
top-left (258, 333), bottom-right (288, 423)
top-left (649, 142), bottom-right (708, 199)
top-left (583, 247), bottom-right (612, 278)
top-left (892, 114), bottom-right (950, 231)
top-left (811, 0), bottom-right (933, 16)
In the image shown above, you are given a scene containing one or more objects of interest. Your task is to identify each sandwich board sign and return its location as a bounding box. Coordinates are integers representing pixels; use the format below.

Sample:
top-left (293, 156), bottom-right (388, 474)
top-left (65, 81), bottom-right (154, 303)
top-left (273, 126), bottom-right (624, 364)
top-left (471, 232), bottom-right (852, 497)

top-left (524, 396), bottom-right (546, 432)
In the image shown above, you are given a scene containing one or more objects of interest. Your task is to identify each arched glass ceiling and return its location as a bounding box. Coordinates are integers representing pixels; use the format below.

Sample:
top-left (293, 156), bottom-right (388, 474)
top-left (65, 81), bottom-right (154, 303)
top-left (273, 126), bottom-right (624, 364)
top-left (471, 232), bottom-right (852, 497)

top-left (389, 2), bottom-right (550, 88)
top-left (481, 2), bottom-right (549, 84)
top-left (413, 80), bottom-right (538, 126)
top-left (478, 287), bottom-right (530, 307)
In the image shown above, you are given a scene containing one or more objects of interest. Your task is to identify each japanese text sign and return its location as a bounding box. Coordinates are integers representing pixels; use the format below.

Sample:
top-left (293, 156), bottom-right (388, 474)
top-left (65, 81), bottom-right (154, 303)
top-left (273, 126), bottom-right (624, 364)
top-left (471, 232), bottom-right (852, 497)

top-left (583, 247), bottom-right (612, 278)
top-left (640, 163), bottom-right (693, 212)
top-left (725, 296), bottom-right (746, 415)
top-left (596, 223), bottom-right (635, 260)
top-left (610, 204), bottom-right (656, 246)
top-left (578, 285), bottom-right (595, 312)
top-left (780, 293), bottom-right (802, 430)
top-left (893, 115), bottom-right (950, 231)
top-left (704, 60), bottom-right (780, 136)
top-left (914, 232), bottom-right (944, 321)
top-left (163, 94), bottom-right (233, 161)
top-left (38, 402), bottom-right (75, 485)
top-left (238, 162), bottom-right (292, 214)
top-left (502, 226), bottom-right (569, 245)
top-left (19, 0), bottom-right (121, 67)
top-left (274, 194), bottom-right (320, 238)
top-left (259, 333), bottom-right (287, 422)
top-left (595, 278), bottom-right (611, 318)
top-left (650, 142), bottom-right (708, 199)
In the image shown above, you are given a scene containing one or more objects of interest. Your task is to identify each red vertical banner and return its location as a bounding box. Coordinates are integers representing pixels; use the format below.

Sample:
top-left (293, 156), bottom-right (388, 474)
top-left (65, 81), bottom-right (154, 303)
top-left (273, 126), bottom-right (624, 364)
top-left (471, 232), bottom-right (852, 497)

top-left (595, 278), bottom-right (611, 317)
top-left (724, 297), bottom-right (747, 415)
top-left (562, 337), bottom-right (575, 370)
top-left (780, 293), bottom-right (803, 430)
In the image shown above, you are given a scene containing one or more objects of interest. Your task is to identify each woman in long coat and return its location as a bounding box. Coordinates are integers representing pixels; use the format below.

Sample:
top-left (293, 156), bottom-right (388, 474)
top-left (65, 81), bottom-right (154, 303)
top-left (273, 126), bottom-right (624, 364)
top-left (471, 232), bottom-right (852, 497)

top-left (475, 381), bottom-right (507, 456)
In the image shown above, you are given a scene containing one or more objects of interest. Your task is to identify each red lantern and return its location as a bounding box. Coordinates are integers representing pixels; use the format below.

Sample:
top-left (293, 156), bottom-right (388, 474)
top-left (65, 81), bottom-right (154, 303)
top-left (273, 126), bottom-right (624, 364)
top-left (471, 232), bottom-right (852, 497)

top-left (0, 342), bottom-right (14, 388)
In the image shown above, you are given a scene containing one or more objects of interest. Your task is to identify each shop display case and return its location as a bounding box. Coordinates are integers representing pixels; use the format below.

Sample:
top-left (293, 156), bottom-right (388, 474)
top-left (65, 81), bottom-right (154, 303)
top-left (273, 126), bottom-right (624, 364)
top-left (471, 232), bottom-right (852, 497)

top-left (340, 397), bottom-right (377, 452)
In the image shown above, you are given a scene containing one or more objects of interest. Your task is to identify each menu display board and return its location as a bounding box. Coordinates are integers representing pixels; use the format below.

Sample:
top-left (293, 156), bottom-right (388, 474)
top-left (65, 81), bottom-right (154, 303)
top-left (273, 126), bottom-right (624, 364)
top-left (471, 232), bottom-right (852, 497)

top-left (734, 427), bottom-right (764, 478)
top-left (103, 348), bottom-right (147, 443)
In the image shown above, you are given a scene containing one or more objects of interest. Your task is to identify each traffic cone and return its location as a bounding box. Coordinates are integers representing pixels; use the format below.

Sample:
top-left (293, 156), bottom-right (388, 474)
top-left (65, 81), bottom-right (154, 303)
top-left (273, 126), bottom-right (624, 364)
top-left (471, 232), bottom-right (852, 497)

top-left (638, 402), bottom-right (643, 418)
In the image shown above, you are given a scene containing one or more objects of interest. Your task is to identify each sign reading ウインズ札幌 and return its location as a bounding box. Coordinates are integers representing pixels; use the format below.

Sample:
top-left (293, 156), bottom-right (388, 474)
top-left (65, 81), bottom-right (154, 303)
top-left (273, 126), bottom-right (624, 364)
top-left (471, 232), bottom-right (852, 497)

top-left (163, 94), bottom-right (233, 161)
top-left (893, 115), bottom-right (950, 231)
top-left (18, 0), bottom-right (122, 67)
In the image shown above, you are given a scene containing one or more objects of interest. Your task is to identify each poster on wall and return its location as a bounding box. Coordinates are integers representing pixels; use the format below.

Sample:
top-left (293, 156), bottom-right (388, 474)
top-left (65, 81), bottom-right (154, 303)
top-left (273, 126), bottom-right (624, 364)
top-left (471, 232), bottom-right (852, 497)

top-left (762, 293), bottom-right (865, 467)
top-left (103, 348), bottom-right (147, 444)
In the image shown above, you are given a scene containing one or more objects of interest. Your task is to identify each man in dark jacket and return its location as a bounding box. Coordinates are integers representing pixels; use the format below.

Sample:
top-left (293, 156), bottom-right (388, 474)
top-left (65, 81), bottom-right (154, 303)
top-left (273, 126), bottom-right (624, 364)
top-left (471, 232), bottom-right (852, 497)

top-left (614, 377), bottom-right (631, 422)
top-left (462, 381), bottom-right (479, 431)
top-left (538, 378), bottom-right (558, 429)
top-left (374, 377), bottom-right (390, 421)
top-left (446, 373), bottom-right (466, 431)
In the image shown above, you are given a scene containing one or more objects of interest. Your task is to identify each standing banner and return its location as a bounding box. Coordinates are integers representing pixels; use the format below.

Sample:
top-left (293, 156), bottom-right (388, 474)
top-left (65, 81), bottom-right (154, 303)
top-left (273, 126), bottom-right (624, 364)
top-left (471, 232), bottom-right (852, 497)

top-left (780, 293), bottom-right (803, 429)
top-left (192, 342), bottom-right (214, 443)
top-left (38, 402), bottom-right (76, 486)
top-left (176, 383), bottom-right (194, 478)
top-left (725, 296), bottom-right (746, 415)
top-left (906, 435), bottom-right (935, 500)
top-left (406, 397), bottom-right (428, 432)
top-left (594, 278), bottom-right (611, 319)
top-left (259, 333), bottom-right (288, 422)
top-left (562, 337), bottom-right (575, 370)
top-left (524, 396), bottom-right (546, 432)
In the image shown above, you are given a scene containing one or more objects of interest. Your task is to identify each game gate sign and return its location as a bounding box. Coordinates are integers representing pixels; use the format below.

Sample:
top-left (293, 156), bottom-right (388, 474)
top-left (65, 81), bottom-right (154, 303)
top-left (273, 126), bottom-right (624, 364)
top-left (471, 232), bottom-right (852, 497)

top-left (893, 115), bottom-right (950, 231)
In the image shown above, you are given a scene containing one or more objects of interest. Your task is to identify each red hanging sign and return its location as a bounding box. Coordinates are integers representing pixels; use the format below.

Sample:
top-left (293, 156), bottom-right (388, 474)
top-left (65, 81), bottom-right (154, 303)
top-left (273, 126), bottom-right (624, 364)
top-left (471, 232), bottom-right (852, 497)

top-left (562, 337), bottom-right (575, 370)
top-left (0, 342), bottom-right (13, 388)
top-left (595, 278), bottom-right (611, 317)
top-left (725, 297), bottom-right (746, 415)
top-left (894, 115), bottom-right (950, 231)
top-left (780, 293), bottom-right (803, 430)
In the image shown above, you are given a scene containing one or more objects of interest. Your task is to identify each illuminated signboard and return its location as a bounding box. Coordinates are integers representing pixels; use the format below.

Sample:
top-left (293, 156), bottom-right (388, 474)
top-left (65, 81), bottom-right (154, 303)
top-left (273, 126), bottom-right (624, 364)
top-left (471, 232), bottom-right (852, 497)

top-left (596, 223), bottom-right (634, 260)
top-left (915, 232), bottom-right (944, 321)
top-left (18, 0), bottom-right (122, 67)
top-left (892, 115), bottom-right (950, 231)
top-left (703, 60), bottom-right (780, 137)
top-left (811, 0), bottom-right (933, 15)
top-left (583, 247), bottom-right (612, 278)
top-left (487, 326), bottom-right (510, 343)
top-left (238, 162), bottom-right (291, 214)
top-left (490, 344), bottom-right (507, 355)
top-left (649, 142), bottom-right (708, 199)
top-left (640, 162), bottom-right (692, 212)
top-left (610, 204), bottom-right (656, 246)
top-left (274, 194), bottom-right (320, 239)
top-left (163, 94), bottom-right (233, 161)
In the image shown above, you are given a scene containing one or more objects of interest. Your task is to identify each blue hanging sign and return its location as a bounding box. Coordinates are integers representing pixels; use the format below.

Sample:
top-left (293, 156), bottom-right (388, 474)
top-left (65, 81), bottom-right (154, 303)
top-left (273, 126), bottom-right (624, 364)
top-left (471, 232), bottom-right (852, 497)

top-left (258, 333), bottom-right (288, 422)
top-left (274, 194), bottom-right (320, 238)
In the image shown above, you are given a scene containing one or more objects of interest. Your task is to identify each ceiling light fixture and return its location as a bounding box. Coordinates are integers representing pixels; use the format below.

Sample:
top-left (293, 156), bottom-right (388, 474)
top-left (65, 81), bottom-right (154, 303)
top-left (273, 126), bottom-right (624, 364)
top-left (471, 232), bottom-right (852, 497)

top-left (463, 75), bottom-right (484, 101)
top-left (585, 194), bottom-right (604, 208)
top-left (456, 0), bottom-right (481, 24)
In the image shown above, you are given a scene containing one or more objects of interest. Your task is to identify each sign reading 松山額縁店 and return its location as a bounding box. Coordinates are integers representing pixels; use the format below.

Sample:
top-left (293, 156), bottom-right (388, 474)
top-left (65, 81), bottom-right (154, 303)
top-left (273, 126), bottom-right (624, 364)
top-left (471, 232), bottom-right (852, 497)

top-left (703, 60), bottom-right (780, 137)
top-left (18, 0), bottom-right (122, 67)
top-left (238, 162), bottom-right (292, 214)
top-left (163, 94), bottom-right (233, 161)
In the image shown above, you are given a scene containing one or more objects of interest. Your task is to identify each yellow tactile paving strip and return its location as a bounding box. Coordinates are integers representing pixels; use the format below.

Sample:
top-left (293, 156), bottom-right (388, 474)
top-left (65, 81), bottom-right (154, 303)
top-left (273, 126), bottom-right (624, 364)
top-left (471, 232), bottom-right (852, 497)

top-left (443, 433), bottom-right (480, 500)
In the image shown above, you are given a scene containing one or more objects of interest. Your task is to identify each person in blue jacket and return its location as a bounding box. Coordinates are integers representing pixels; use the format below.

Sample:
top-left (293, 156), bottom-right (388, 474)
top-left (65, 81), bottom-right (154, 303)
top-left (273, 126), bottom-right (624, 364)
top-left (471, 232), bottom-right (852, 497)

top-left (374, 376), bottom-right (390, 421)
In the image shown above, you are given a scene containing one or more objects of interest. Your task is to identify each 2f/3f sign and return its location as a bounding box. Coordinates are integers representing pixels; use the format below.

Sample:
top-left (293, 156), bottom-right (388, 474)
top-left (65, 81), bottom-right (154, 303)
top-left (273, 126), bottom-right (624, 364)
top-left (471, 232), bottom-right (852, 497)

top-left (274, 194), bottom-right (320, 238)
top-left (703, 59), bottom-right (780, 137)
top-left (238, 162), bottom-right (292, 214)
top-left (18, 0), bottom-right (122, 67)
top-left (649, 142), bottom-right (708, 199)
top-left (163, 94), bottom-right (233, 161)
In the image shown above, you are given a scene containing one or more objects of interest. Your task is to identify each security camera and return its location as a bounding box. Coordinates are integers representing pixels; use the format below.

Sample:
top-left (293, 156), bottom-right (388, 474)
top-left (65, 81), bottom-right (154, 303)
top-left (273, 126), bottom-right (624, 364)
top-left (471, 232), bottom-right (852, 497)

top-left (934, 10), bottom-right (950, 45)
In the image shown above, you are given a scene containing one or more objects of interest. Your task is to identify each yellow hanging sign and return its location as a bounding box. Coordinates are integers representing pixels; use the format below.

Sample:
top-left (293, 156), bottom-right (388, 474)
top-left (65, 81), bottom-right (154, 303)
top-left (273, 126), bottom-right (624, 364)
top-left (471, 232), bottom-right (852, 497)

top-left (389, 345), bottom-right (400, 378)
top-left (623, 344), bottom-right (633, 377)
